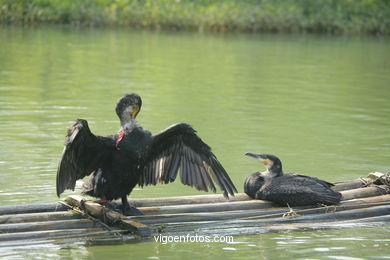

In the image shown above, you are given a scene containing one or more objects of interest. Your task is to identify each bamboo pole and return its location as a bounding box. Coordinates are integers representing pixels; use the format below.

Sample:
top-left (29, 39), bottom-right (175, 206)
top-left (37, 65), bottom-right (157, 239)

top-left (130, 199), bottom-right (390, 225)
top-left (133, 187), bottom-right (390, 217)
top-left (266, 214), bottom-right (390, 233)
top-left (169, 214), bottom-right (390, 237)
top-left (127, 193), bottom-right (250, 207)
top-left (341, 185), bottom-right (389, 200)
top-left (0, 219), bottom-right (102, 234)
top-left (139, 200), bottom-right (277, 215)
top-left (342, 194), bottom-right (390, 204)
top-left (157, 204), bottom-right (390, 234)
top-left (125, 181), bottom-right (388, 208)
top-left (0, 227), bottom-right (105, 241)
top-left (0, 231), bottom-right (135, 248)
top-left (139, 195), bottom-right (390, 216)
top-left (64, 195), bottom-right (151, 238)
top-left (0, 174), bottom-right (385, 246)
top-left (0, 203), bottom-right (69, 215)
top-left (332, 179), bottom-right (369, 191)
top-left (0, 211), bottom-right (82, 224)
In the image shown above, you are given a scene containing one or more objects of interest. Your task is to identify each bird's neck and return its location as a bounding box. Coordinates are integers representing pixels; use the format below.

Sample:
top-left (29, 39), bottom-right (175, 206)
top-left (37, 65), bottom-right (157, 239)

top-left (120, 119), bottom-right (138, 133)
top-left (262, 168), bottom-right (283, 178)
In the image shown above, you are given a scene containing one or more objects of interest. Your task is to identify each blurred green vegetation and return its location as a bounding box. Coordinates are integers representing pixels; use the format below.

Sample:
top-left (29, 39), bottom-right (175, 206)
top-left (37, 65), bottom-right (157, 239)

top-left (0, 0), bottom-right (389, 34)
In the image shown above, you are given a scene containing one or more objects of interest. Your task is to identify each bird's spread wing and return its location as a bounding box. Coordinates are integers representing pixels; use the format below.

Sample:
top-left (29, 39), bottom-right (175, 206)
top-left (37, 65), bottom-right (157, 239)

top-left (56, 119), bottom-right (115, 197)
top-left (138, 123), bottom-right (237, 198)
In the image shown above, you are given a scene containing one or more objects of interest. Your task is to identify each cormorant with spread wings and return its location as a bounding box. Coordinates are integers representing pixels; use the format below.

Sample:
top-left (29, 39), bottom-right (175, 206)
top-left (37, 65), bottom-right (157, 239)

top-left (57, 93), bottom-right (237, 215)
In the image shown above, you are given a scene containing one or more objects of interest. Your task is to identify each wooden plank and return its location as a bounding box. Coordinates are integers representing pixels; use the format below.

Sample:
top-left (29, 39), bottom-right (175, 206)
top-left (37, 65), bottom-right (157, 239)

top-left (342, 194), bottom-right (390, 205)
top-left (170, 215), bottom-right (390, 237)
top-left (0, 203), bottom-right (69, 215)
top-left (332, 179), bottom-right (368, 191)
top-left (126, 181), bottom-right (387, 208)
top-left (0, 211), bottom-right (83, 224)
top-left (268, 204), bottom-right (390, 224)
top-left (0, 174), bottom-right (385, 247)
top-left (0, 233), bottom-right (135, 248)
top-left (139, 194), bottom-right (390, 218)
top-left (127, 193), bottom-right (250, 207)
top-left (64, 195), bottom-right (151, 238)
top-left (134, 189), bottom-right (390, 219)
top-left (0, 219), bottom-right (102, 233)
top-left (139, 192), bottom-right (390, 215)
top-left (130, 199), bottom-right (390, 225)
top-left (265, 214), bottom-right (390, 233)
top-left (158, 204), bottom-right (390, 233)
top-left (139, 200), bottom-right (277, 215)
top-left (0, 227), bottom-right (105, 241)
top-left (341, 185), bottom-right (389, 200)
top-left (132, 208), bottom-right (303, 224)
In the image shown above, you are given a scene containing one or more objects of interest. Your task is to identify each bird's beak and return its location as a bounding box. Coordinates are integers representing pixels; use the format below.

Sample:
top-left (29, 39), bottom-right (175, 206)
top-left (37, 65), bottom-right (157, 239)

top-left (244, 153), bottom-right (269, 165)
top-left (245, 152), bottom-right (264, 160)
top-left (131, 106), bottom-right (139, 118)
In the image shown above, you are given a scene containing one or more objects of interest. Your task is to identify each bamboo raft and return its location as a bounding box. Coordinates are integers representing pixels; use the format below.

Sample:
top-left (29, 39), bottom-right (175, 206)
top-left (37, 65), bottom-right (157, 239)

top-left (0, 172), bottom-right (389, 247)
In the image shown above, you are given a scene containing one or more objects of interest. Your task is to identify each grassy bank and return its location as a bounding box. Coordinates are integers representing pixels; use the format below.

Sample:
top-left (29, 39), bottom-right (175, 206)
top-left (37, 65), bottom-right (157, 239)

top-left (0, 0), bottom-right (389, 34)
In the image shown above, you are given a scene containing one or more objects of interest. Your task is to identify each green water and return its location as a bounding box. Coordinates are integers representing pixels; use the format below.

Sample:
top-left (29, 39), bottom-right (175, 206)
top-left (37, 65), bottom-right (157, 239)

top-left (0, 26), bottom-right (389, 259)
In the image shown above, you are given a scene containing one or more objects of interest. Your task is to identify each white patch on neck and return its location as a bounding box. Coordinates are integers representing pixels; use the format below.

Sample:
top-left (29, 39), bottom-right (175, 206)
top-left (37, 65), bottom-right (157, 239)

top-left (261, 171), bottom-right (279, 178)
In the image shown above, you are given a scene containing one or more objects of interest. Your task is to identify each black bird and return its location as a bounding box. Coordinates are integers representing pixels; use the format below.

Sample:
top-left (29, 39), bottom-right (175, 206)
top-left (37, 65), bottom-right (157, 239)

top-left (57, 93), bottom-right (237, 215)
top-left (244, 153), bottom-right (341, 206)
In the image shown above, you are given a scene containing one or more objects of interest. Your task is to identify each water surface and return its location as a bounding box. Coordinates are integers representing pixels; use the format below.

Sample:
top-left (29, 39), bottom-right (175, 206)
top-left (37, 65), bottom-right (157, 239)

top-left (0, 26), bottom-right (389, 259)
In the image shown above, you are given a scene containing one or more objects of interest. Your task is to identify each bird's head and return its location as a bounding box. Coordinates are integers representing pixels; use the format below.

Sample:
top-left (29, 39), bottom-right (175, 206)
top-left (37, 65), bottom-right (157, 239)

top-left (116, 93), bottom-right (142, 126)
top-left (244, 153), bottom-right (283, 175)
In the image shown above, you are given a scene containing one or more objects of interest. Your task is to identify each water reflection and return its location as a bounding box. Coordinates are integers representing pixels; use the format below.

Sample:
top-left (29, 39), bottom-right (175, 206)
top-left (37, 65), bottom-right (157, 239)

top-left (3, 227), bottom-right (384, 260)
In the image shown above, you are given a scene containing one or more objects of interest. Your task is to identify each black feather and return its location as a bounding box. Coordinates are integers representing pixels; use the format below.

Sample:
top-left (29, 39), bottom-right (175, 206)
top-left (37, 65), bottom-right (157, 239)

top-left (139, 123), bottom-right (237, 197)
top-left (56, 119), bottom-right (115, 197)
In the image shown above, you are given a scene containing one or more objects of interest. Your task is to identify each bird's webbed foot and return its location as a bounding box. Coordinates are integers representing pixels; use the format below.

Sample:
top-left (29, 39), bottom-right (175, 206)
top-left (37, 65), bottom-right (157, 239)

top-left (121, 195), bottom-right (144, 216)
top-left (121, 205), bottom-right (144, 216)
top-left (282, 204), bottom-right (299, 218)
top-left (321, 204), bottom-right (337, 213)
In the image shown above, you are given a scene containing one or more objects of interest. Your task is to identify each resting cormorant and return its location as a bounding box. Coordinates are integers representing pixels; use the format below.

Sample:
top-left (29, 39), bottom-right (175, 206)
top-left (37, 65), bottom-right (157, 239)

top-left (244, 153), bottom-right (341, 206)
top-left (57, 93), bottom-right (237, 215)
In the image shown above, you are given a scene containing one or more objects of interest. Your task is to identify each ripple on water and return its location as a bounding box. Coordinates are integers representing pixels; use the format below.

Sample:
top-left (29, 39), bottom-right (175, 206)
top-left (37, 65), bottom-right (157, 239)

top-left (327, 257), bottom-right (365, 260)
top-left (222, 247), bottom-right (237, 251)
